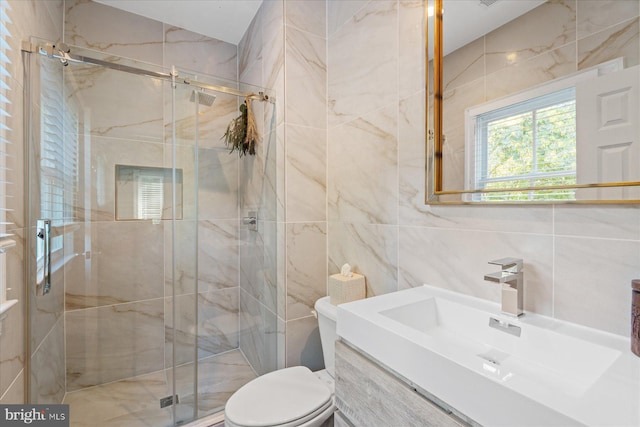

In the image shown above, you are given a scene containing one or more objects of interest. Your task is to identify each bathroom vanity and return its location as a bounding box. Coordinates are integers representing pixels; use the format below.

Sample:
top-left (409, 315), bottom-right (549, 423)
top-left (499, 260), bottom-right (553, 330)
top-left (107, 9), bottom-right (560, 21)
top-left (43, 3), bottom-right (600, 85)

top-left (335, 285), bottom-right (640, 427)
top-left (334, 340), bottom-right (471, 427)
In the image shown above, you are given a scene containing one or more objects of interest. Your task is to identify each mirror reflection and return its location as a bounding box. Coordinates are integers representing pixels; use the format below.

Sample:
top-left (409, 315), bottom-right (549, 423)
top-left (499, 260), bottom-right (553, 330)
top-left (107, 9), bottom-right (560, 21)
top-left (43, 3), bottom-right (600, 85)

top-left (437, 0), bottom-right (639, 202)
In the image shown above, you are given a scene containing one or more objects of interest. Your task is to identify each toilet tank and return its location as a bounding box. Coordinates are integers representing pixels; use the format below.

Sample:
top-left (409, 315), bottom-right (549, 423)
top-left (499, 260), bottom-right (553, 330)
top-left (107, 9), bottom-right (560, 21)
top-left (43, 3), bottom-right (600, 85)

top-left (314, 296), bottom-right (338, 377)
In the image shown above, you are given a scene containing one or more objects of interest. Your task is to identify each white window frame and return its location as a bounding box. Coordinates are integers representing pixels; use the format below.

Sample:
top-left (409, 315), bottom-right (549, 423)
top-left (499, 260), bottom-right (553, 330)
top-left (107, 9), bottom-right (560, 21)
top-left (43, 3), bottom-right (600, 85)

top-left (0, 0), bottom-right (17, 319)
top-left (464, 58), bottom-right (624, 200)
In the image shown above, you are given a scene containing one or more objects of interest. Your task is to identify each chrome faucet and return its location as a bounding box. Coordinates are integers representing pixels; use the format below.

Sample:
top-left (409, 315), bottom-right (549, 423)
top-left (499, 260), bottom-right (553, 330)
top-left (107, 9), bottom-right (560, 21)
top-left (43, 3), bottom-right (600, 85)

top-left (484, 258), bottom-right (524, 317)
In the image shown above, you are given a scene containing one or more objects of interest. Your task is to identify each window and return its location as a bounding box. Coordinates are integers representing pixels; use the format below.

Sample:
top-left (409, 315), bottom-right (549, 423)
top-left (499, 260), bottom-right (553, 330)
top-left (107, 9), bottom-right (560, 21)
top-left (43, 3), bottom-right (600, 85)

top-left (134, 169), bottom-right (164, 220)
top-left (465, 59), bottom-right (624, 202)
top-left (40, 53), bottom-right (79, 254)
top-left (0, 1), bottom-right (15, 307)
top-left (473, 88), bottom-right (576, 201)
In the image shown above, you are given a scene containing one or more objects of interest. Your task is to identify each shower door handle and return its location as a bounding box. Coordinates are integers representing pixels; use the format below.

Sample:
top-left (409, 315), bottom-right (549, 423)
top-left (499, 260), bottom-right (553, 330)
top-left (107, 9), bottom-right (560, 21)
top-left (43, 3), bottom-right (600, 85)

top-left (243, 211), bottom-right (258, 231)
top-left (36, 219), bottom-right (52, 296)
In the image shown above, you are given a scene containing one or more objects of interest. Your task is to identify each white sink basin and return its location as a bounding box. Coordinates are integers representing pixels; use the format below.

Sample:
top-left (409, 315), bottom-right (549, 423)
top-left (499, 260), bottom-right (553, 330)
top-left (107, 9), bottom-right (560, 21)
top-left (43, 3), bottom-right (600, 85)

top-left (337, 285), bottom-right (640, 426)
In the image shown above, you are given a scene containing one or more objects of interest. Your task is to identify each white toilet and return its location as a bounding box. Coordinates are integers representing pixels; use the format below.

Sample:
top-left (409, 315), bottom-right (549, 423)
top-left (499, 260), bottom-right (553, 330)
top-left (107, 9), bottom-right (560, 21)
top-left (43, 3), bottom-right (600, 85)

top-left (225, 296), bottom-right (338, 427)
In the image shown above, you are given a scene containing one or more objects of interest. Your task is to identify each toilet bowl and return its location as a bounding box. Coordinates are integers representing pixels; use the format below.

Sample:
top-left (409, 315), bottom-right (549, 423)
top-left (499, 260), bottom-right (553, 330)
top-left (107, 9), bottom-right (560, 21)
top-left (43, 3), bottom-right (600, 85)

top-left (225, 296), bottom-right (338, 427)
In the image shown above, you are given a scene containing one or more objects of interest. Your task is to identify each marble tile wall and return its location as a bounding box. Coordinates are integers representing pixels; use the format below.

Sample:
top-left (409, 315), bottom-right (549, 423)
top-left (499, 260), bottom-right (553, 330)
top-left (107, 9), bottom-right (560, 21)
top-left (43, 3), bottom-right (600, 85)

top-left (282, 0), bottom-right (328, 371)
top-left (0, 0), bottom-right (64, 404)
top-left (236, 0), bottom-right (329, 372)
top-left (236, 0), bottom-right (283, 375)
top-left (327, 0), bottom-right (640, 339)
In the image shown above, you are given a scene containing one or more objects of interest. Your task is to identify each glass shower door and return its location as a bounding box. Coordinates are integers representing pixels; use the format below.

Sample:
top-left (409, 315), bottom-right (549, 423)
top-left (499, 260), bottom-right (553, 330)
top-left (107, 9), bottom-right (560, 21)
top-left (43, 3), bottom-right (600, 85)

top-left (25, 41), bottom-right (278, 427)
top-left (26, 43), bottom-right (182, 426)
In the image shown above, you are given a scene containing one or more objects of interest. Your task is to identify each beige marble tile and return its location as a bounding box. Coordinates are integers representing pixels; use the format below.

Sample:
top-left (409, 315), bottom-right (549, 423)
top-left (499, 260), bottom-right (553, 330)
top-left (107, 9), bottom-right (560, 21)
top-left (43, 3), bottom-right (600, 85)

top-left (66, 299), bottom-right (165, 391)
top-left (285, 315), bottom-right (323, 370)
top-left (239, 221), bottom-right (277, 314)
top-left (286, 0), bottom-right (326, 38)
top-left (66, 221), bottom-right (164, 309)
top-left (169, 86), bottom-right (240, 151)
top-left (286, 222), bottom-right (327, 320)
top-left (286, 125), bottom-right (327, 222)
top-left (578, 17), bottom-right (640, 69)
top-left (398, 91), bottom-right (431, 226)
top-left (398, 226), bottom-right (554, 316)
top-left (0, 370), bottom-right (24, 404)
top-left (328, 222), bottom-right (398, 297)
top-left (554, 236), bottom-right (640, 336)
top-left (63, 62), bottom-right (164, 143)
top-left (485, 44), bottom-right (577, 101)
top-left (31, 318), bottom-right (65, 404)
top-left (328, 0), bottom-right (398, 128)
top-left (239, 289), bottom-right (277, 376)
top-left (164, 142), bottom-right (197, 220)
top-left (197, 220), bottom-right (239, 293)
top-left (277, 222), bottom-right (286, 320)
top-left (443, 37), bottom-right (485, 92)
top-left (262, 129), bottom-right (280, 222)
top-left (285, 27), bottom-right (327, 129)
top-left (327, 0), bottom-right (369, 37)
top-left (0, 283), bottom-right (24, 396)
top-left (238, 7), bottom-right (263, 77)
top-left (197, 148), bottom-right (239, 220)
top-left (441, 125), bottom-right (466, 192)
top-left (577, 0), bottom-right (640, 40)
top-left (485, 0), bottom-right (576, 74)
top-left (63, 369), bottom-right (172, 427)
top-left (65, 0), bottom-right (163, 65)
top-left (165, 219), bottom-right (197, 297)
top-left (399, 0), bottom-right (425, 99)
top-left (328, 105), bottom-right (398, 225)
top-left (261, 0), bottom-right (285, 127)
top-left (442, 76), bottom-right (485, 137)
top-left (192, 351), bottom-right (256, 415)
top-left (165, 288), bottom-right (239, 367)
top-left (420, 204), bottom-right (553, 234)
top-left (77, 136), bottom-right (164, 222)
top-left (555, 205), bottom-right (640, 240)
top-left (164, 26), bottom-right (237, 81)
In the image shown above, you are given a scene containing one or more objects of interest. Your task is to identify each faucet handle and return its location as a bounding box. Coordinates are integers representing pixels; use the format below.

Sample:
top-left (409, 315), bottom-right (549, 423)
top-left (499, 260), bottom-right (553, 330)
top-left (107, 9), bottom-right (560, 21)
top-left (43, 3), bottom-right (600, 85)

top-left (488, 257), bottom-right (523, 270)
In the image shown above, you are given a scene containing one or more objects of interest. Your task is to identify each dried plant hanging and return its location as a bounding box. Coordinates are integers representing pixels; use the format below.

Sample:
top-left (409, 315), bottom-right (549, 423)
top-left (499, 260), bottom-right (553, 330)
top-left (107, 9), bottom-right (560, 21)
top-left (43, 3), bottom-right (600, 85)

top-left (222, 96), bottom-right (260, 156)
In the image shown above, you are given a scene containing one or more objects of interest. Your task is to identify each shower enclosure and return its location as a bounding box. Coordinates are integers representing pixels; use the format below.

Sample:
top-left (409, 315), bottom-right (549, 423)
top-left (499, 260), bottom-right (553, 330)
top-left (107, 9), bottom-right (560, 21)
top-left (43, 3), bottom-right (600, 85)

top-left (24, 39), bottom-right (278, 426)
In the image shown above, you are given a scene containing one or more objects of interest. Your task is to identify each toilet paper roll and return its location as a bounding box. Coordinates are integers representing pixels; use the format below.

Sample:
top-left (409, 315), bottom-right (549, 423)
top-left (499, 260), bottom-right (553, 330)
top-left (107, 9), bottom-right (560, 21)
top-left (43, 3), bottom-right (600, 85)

top-left (329, 273), bottom-right (365, 305)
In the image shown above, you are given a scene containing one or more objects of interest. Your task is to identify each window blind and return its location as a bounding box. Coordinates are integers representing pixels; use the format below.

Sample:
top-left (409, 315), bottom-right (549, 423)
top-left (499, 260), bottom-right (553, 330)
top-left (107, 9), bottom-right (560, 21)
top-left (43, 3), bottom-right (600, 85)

top-left (134, 170), bottom-right (164, 220)
top-left (0, 1), bottom-right (15, 305)
top-left (474, 87), bottom-right (577, 201)
top-left (40, 53), bottom-right (79, 252)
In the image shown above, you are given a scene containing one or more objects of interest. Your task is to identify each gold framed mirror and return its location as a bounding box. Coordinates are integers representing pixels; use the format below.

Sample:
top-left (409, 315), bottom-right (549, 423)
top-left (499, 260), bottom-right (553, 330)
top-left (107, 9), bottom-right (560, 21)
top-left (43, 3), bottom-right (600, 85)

top-left (427, 0), bottom-right (640, 204)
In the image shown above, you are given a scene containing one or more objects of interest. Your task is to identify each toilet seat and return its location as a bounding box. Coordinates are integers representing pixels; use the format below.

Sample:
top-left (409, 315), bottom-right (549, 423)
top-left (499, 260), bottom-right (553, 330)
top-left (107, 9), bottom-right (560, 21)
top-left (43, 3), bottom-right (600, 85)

top-left (225, 366), bottom-right (334, 427)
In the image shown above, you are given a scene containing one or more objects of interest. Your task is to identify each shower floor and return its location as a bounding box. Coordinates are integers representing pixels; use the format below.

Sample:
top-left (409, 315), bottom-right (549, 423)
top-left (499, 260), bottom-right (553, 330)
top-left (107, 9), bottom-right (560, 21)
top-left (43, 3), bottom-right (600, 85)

top-left (62, 349), bottom-right (256, 427)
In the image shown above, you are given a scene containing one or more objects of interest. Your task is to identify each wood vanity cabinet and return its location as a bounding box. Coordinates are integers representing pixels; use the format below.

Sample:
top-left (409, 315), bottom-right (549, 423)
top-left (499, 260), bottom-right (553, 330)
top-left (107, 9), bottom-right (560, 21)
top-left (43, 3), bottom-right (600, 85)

top-left (334, 340), bottom-right (470, 427)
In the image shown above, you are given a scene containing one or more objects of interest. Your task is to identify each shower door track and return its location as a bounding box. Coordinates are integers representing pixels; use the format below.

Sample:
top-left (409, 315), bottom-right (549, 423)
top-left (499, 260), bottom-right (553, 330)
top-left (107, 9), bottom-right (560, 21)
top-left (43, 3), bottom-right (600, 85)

top-left (21, 40), bottom-right (275, 103)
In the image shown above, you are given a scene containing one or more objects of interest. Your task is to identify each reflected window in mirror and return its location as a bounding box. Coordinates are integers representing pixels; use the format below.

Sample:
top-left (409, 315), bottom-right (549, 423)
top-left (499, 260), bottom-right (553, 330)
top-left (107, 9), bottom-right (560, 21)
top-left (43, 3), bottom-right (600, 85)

top-left (460, 59), bottom-right (630, 202)
top-left (468, 87), bottom-right (576, 202)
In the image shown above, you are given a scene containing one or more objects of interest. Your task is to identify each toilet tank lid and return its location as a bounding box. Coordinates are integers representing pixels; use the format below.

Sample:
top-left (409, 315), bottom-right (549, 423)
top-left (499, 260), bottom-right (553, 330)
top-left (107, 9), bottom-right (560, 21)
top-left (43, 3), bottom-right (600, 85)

top-left (225, 366), bottom-right (332, 427)
top-left (314, 296), bottom-right (337, 321)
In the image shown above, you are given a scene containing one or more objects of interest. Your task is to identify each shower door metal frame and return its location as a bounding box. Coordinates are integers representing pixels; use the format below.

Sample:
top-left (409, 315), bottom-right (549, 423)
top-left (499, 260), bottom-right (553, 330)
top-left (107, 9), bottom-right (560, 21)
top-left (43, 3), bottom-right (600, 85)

top-left (22, 40), bottom-right (275, 104)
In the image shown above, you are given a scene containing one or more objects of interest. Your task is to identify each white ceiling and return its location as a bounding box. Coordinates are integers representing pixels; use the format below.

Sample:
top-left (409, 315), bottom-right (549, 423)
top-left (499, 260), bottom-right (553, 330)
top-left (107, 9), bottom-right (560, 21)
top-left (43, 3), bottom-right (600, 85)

top-left (95, 0), bottom-right (546, 52)
top-left (94, 0), bottom-right (264, 45)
